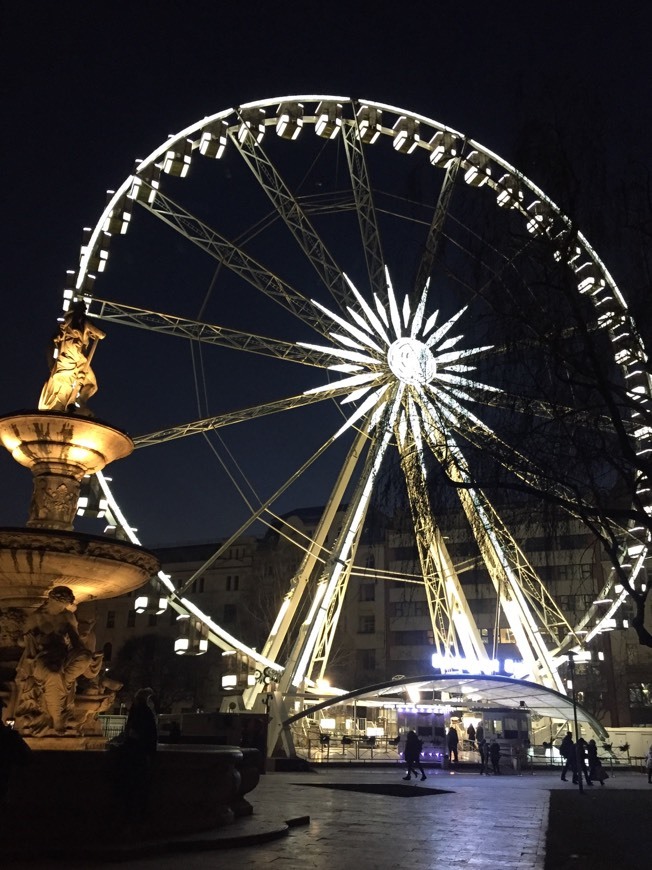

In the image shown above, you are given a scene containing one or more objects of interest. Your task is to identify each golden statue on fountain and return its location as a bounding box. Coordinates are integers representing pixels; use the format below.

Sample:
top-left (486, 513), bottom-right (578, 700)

top-left (38, 301), bottom-right (106, 416)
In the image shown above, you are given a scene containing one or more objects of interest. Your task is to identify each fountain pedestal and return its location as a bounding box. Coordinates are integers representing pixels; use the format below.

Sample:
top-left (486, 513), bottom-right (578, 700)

top-left (0, 410), bottom-right (159, 735)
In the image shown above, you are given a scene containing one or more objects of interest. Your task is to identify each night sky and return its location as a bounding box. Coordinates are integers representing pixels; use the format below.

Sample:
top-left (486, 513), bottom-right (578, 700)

top-left (1, 2), bottom-right (651, 549)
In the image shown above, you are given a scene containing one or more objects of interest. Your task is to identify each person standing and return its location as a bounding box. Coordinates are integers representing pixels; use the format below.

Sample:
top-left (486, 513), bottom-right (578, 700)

top-left (476, 722), bottom-right (484, 745)
top-left (403, 730), bottom-right (427, 781)
top-left (118, 687), bottom-right (159, 825)
top-left (447, 725), bottom-right (459, 764)
top-left (489, 738), bottom-right (501, 774)
top-left (478, 737), bottom-right (488, 775)
top-left (466, 722), bottom-right (476, 747)
top-left (645, 743), bottom-right (652, 784)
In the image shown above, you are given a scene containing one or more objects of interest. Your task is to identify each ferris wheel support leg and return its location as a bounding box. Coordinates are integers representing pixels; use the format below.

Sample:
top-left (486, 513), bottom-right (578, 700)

top-left (265, 690), bottom-right (296, 759)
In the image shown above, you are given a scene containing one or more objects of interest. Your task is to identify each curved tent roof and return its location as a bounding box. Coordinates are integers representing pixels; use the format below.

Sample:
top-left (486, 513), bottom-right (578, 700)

top-left (289, 673), bottom-right (608, 739)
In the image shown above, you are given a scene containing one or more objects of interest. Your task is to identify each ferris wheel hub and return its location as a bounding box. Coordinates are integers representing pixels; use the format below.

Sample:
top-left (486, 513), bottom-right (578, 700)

top-left (387, 337), bottom-right (437, 386)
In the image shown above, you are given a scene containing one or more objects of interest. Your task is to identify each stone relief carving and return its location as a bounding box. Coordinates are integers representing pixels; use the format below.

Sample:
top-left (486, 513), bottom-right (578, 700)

top-left (13, 586), bottom-right (118, 736)
top-left (28, 476), bottom-right (79, 529)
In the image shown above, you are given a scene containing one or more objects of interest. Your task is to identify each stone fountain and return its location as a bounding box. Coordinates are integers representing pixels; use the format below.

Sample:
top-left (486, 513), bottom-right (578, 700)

top-left (0, 303), bottom-right (261, 856)
top-left (0, 301), bottom-right (159, 745)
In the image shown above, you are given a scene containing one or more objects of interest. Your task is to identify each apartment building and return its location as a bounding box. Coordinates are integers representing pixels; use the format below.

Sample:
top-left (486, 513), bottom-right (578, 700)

top-left (90, 506), bottom-right (652, 725)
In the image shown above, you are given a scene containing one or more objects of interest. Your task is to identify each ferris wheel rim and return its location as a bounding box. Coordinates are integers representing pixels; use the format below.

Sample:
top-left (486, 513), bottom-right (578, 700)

top-left (68, 95), bottom-right (651, 685)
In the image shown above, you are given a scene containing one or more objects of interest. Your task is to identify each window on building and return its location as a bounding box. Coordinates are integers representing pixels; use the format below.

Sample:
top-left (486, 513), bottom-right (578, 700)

top-left (358, 615), bottom-right (375, 634)
top-left (359, 583), bottom-right (375, 602)
top-left (127, 610), bottom-right (136, 628)
top-left (392, 630), bottom-right (429, 645)
top-left (226, 575), bottom-right (239, 591)
top-left (499, 628), bottom-right (516, 644)
top-left (191, 576), bottom-right (205, 594)
top-left (481, 628), bottom-right (489, 643)
top-left (224, 604), bottom-right (237, 623)
top-left (391, 600), bottom-right (426, 618)
top-left (102, 642), bottom-right (112, 663)
top-left (106, 610), bottom-right (115, 629)
top-left (357, 649), bottom-right (376, 670)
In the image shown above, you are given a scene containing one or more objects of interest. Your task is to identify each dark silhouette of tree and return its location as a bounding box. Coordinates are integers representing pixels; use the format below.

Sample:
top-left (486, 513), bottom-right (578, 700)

top-left (110, 633), bottom-right (217, 712)
top-left (429, 83), bottom-right (652, 647)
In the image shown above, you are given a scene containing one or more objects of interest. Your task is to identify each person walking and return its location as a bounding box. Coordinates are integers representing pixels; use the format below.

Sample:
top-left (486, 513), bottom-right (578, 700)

top-left (645, 743), bottom-right (652, 784)
top-left (447, 725), bottom-right (459, 764)
top-left (586, 739), bottom-right (605, 785)
top-left (403, 730), bottom-right (427, 781)
top-left (559, 731), bottom-right (575, 782)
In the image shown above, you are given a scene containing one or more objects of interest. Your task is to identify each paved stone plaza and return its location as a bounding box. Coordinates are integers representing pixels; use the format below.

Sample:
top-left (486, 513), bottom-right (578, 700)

top-left (7, 764), bottom-right (651, 869)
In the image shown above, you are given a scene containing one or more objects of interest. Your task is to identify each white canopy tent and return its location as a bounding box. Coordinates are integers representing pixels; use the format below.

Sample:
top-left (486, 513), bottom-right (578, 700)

top-left (288, 673), bottom-right (608, 739)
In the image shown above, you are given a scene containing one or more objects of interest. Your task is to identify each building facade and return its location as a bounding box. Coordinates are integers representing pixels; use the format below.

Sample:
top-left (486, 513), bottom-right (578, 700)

top-left (89, 506), bottom-right (652, 726)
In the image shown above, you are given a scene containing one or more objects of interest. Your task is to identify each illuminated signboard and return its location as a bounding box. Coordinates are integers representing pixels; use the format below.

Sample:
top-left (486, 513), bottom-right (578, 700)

top-left (431, 653), bottom-right (529, 678)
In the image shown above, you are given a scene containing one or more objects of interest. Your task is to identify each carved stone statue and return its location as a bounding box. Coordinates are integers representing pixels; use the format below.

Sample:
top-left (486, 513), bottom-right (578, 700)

top-left (38, 302), bottom-right (106, 415)
top-left (14, 586), bottom-right (104, 735)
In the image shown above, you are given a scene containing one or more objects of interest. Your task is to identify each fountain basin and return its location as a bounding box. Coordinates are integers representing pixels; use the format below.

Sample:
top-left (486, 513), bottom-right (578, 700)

top-left (0, 527), bottom-right (160, 607)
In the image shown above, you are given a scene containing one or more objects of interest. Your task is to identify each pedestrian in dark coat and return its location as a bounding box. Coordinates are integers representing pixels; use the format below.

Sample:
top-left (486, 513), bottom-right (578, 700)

top-left (115, 687), bottom-right (159, 824)
top-left (559, 732), bottom-right (575, 782)
top-left (403, 730), bottom-right (426, 781)
top-left (587, 739), bottom-right (607, 785)
top-left (447, 726), bottom-right (459, 763)
top-left (478, 737), bottom-right (488, 774)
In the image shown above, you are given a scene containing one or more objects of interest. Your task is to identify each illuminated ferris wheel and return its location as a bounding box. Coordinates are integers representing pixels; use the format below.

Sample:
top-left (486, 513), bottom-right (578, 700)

top-left (65, 96), bottom-right (651, 709)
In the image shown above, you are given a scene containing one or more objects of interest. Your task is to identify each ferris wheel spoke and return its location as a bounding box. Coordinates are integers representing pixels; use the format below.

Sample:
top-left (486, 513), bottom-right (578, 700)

top-left (139, 187), bottom-right (333, 338)
top-left (477, 388), bottom-right (622, 433)
top-left (418, 384), bottom-right (549, 487)
top-left (230, 117), bottom-right (356, 316)
top-left (395, 399), bottom-right (488, 662)
top-left (132, 384), bottom-right (354, 448)
top-left (243, 423), bottom-right (375, 710)
top-left (341, 115), bottom-right (386, 300)
top-left (90, 298), bottom-right (333, 368)
top-left (418, 382), bottom-right (605, 535)
top-left (414, 400), bottom-right (572, 690)
top-left (277, 384), bottom-right (404, 697)
top-left (413, 156), bottom-right (464, 297)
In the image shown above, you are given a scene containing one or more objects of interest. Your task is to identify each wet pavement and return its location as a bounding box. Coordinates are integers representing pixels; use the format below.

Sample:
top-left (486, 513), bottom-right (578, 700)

top-left (7, 763), bottom-right (651, 869)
